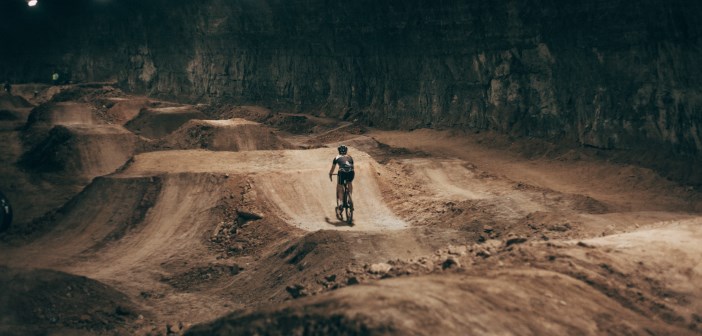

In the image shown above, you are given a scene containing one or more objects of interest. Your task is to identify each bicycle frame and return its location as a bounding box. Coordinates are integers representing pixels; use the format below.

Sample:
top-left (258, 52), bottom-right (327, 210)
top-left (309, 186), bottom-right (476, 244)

top-left (331, 173), bottom-right (353, 224)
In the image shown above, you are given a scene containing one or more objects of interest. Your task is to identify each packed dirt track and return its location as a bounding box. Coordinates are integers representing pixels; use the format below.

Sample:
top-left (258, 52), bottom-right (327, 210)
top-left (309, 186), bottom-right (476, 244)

top-left (1, 86), bottom-right (701, 335)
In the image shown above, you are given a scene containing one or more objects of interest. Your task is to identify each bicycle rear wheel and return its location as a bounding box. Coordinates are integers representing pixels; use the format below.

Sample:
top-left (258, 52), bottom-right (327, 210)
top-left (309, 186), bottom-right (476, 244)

top-left (344, 191), bottom-right (353, 225)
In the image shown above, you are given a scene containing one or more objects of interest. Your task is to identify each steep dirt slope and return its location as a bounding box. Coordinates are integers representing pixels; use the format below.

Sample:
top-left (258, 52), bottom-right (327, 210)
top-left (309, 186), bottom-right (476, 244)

top-left (20, 124), bottom-right (140, 177)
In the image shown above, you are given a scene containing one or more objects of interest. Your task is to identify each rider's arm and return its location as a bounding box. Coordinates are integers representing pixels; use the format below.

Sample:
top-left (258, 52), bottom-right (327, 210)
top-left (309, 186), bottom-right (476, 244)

top-left (329, 160), bottom-right (337, 181)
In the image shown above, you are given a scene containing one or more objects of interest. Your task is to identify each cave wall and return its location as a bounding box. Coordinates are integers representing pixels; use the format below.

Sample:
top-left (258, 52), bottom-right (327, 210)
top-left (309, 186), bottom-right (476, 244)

top-left (2, 0), bottom-right (701, 156)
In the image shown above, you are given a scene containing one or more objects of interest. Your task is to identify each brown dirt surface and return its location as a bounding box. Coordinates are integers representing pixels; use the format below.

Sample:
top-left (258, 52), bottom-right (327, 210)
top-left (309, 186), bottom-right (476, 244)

top-left (0, 91), bottom-right (33, 110)
top-left (153, 118), bottom-right (295, 151)
top-left (124, 105), bottom-right (207, 139)
top-left (20, 124), bottom-right (141, 177)
top-left (0, 266), bottom-right (142, 336)
top-left (1, 96), bottom-right (701, 335)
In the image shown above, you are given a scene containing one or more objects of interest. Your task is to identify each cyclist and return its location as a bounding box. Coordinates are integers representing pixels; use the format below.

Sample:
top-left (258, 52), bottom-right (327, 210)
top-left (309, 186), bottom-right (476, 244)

top-left (0, 190), bottom-right (11, 233)
top-left (328, 145), bottom-right (355, 214)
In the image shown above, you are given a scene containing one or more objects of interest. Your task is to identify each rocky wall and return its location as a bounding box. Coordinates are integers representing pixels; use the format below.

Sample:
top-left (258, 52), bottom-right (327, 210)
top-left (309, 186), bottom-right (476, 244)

top-left (1, 0), bottom-right (701, 156)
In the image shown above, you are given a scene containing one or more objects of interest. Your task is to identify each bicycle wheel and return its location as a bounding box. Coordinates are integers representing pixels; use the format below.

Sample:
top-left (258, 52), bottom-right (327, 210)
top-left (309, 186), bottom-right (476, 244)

top-left (344, 191), bottom-right (353, 225)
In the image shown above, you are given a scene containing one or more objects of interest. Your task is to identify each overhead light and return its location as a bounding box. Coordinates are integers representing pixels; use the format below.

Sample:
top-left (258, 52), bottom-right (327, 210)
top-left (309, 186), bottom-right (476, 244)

top-left (27, 0), bottom-right (38, 6)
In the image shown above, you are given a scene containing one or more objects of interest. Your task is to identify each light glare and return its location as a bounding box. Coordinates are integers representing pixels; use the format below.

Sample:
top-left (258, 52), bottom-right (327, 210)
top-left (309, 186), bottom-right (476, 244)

top-left (28, 0), bottom-right (38, 6)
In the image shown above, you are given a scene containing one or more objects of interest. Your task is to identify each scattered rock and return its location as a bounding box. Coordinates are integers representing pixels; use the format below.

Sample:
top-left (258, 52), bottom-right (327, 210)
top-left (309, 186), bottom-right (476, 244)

top-left (229, 264), bottom-right (242, 275)
top-left (576, 241), bottom-right (593, 248)
top-left (167, 321), bottom-right (182, 334)
top-left (447, 245), bottom-right (468, 256)
top-left (548, 223), bottom-right (572, 232)
top-left (286, 284), bottom-right (308, 298)
top-left (237, 209), bottom-right (264, 221)
top-left (441, 257), bottom-right (461, 270)
top-left (115, 305), bottom-right (132, 316)
top-left (505, 237), bottom-right (527, 247)
top-left (347, 277), bottom-right (360, 285)
top-left (369, 263), bottom-right (393, 275)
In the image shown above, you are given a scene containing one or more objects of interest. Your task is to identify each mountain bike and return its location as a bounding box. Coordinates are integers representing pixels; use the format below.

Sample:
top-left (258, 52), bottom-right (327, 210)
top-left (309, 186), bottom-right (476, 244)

top-left (331, 174), bottom-right (353, 225)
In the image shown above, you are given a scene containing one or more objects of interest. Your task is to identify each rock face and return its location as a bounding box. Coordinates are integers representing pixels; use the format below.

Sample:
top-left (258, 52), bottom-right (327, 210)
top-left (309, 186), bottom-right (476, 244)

top-left (1, 0), bottom-right (701, 156)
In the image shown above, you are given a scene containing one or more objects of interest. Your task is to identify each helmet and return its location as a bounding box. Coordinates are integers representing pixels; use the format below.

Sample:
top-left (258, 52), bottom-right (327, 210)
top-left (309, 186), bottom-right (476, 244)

top-left (337, 145), bottom-right (348, 154)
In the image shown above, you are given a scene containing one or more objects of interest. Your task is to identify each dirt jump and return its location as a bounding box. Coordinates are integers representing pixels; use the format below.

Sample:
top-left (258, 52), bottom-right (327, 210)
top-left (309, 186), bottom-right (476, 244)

top-left (0, 85), bottom-right (701, 335)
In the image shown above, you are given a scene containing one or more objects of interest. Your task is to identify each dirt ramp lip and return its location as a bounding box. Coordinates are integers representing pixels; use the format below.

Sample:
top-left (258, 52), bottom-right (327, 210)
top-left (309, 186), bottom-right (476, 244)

top-left (124, 105), bottom-right (206, 139)
top-left (154, 118), bottom-right (294, 151)
top-left (101, 96), bottom-right (152, 125)
top-left (25, 102), bottom-right (97, 128)
top-left (19, 124), bottom-right (140, 178)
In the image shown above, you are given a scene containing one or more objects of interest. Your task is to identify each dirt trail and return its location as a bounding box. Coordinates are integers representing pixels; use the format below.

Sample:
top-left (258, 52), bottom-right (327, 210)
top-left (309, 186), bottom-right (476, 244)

top-left (122, 147), bottom-right (406, 231)
top-left (1, 94), bottom-right (702, 335)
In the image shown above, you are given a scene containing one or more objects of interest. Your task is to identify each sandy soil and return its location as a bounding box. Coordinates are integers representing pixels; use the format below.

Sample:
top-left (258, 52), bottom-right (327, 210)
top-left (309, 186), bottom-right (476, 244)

top-left (0, 85), bottom-right (701, 335)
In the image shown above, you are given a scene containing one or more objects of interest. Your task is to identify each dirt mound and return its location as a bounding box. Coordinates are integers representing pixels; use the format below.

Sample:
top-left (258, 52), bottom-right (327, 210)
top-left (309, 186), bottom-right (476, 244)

top-left (187, 270), bottom-right (689, 336)
top-left (124, 105), bottom-right (206, 139)
top-left (217, 228), bottom-right (465, 306)
top-left (120, 148), bottom-right (406, 231)
top-left (155, 118), bottom-right (294, 151)
top-left (265, 113), bottom-right (343, 135)
top-left (0, 92), bottom-right (33, 110)
top-left (0, 109), bottom-right (32, 131)
top-left (0, 266), bottom-right (141, 336)
top-left (189, 218), bottom-right (702, 336)
top-left (1, 175), bottom-right (160, 245)
top-left (200, 105), bottom-right (274, 123)
top-left (25, 102), bottom-right (97, 128)
top-left (0, 93), bottom-right (35, 130)
top-left (305, 123), bottom-right (368, 146)
top-left (20, 124), bottom-right (140, 177)
top-left (95, 96), bottom-right (152, 125)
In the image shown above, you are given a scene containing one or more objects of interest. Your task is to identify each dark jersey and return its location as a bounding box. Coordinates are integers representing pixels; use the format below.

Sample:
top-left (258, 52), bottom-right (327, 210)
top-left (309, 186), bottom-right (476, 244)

top-left (333, 155), bottom-right (354, 173)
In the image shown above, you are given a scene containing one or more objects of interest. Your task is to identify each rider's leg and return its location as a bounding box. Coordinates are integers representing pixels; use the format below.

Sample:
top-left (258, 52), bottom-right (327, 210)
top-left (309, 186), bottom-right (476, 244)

top-left (347, 182), bottom-right (353, 207)
top-left (336, 184), bottom-right (344, 208)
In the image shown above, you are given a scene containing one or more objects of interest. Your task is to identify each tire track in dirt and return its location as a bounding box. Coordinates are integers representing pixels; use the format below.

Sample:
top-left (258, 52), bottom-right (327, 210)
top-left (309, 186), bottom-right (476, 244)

top-left (122, 148), bottom-right (407, 232)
